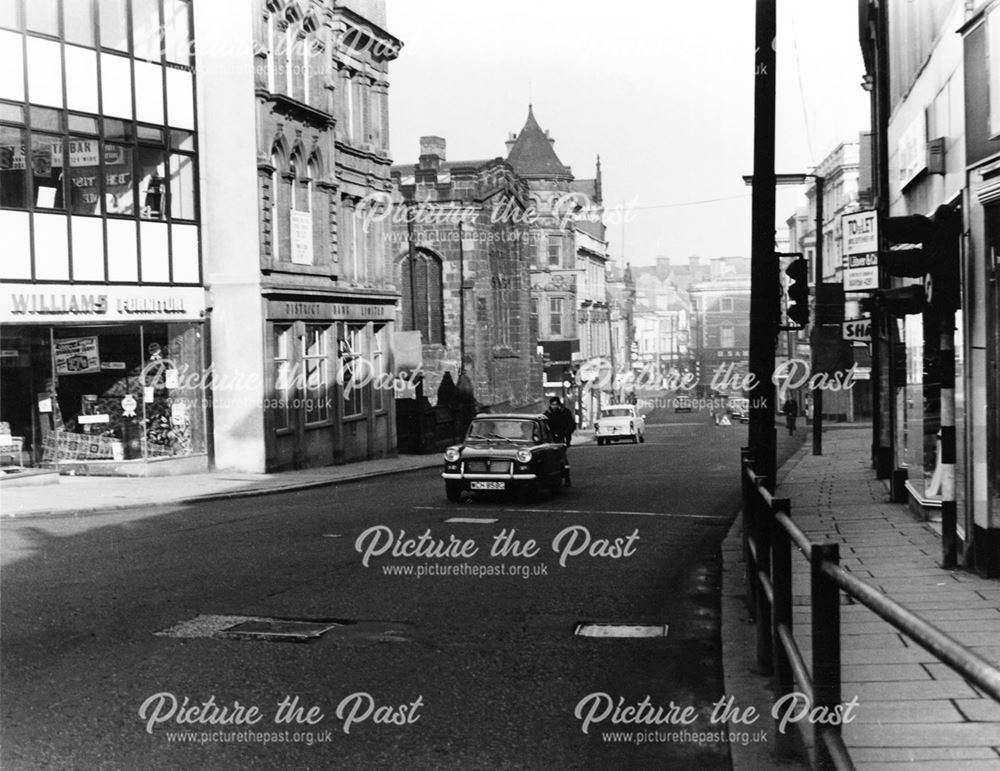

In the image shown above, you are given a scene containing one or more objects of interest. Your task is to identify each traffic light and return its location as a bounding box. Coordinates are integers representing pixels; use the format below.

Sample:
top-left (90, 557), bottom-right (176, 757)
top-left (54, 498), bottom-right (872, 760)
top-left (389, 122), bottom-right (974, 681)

top-left (815, 282), bottom-right (845, 325)
top-left (882, 205), bottom-right (962, 312)
top-left (859, 285), bottom-right (926, 317)
top-left (785, 256), bottom-right (809, 327)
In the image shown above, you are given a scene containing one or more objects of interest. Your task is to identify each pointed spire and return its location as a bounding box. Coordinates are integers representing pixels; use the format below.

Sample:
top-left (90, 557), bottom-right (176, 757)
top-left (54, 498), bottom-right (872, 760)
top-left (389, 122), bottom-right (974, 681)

top-left (506, 105), bottom-right (572, 180)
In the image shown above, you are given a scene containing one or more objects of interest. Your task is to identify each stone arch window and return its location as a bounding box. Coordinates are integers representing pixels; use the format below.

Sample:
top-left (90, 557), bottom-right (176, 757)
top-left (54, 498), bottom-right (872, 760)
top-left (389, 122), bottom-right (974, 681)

top-left (397, 249), bottom-right (444, 345)
top-left (269, 149), bottom-right (283, 262)
top-left (492, 275), bottom-right (512, 347)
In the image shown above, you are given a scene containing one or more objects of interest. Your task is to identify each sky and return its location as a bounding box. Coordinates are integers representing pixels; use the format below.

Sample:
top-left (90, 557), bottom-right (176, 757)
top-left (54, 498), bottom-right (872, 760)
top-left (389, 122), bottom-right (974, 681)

top-left (385, 1), bottom-right (870, 268)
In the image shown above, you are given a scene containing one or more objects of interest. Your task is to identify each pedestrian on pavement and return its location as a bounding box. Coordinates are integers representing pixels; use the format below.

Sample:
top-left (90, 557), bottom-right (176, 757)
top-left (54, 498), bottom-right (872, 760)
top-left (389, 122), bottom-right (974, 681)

top-left (545, 397), bottom-right (576, 447)
top-left (782, 396), bottom-right (799, 435)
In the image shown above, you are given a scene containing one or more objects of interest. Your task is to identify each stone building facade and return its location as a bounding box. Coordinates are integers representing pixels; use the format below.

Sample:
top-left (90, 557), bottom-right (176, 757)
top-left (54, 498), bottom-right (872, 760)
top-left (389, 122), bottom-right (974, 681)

top-left (196, 0), bottom-right (400, 472)
top-left (390, 137), bottom-right (543, 411)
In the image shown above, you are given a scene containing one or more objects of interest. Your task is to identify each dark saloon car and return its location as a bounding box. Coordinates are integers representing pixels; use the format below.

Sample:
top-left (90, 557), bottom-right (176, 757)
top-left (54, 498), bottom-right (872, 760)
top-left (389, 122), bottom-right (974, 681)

top-left (442, 414), bottom-right (571, 502)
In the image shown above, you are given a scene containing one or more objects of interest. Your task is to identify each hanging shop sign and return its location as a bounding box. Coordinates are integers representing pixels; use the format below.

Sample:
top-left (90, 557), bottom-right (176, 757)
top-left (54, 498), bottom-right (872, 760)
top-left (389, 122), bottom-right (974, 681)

top-left (1, 285), bottom-right (206, 323)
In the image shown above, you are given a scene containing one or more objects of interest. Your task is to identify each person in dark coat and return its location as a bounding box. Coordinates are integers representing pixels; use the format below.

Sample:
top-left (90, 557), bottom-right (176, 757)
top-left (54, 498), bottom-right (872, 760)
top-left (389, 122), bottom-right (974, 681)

top-left (782, 397), bottom-right (799, 435)
top-left (545, 397), bottom-right (576, 447)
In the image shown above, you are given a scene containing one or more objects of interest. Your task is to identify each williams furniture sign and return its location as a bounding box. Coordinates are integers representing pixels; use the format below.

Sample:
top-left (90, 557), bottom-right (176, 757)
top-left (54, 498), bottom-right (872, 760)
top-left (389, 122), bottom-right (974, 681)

top-left (1, 286), bottom-right (206, 323)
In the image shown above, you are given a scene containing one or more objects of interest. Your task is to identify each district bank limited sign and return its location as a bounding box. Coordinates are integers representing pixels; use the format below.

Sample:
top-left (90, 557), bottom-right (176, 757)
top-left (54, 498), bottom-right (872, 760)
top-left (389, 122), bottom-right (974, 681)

top-left (1, 285), bottom-right (206, 323)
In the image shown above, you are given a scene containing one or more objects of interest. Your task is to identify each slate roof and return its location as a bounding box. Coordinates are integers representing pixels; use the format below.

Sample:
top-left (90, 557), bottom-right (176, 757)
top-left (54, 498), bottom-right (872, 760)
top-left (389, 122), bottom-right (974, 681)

top-left (506, 106), bottom-right (573, 180)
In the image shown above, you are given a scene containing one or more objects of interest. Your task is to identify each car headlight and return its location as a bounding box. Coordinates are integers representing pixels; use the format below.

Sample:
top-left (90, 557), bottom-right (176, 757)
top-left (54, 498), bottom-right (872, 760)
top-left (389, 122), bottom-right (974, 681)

top-left (444, 447), bottom-right (461, 462)
top-left (515, 449), bottom-right (532, 464)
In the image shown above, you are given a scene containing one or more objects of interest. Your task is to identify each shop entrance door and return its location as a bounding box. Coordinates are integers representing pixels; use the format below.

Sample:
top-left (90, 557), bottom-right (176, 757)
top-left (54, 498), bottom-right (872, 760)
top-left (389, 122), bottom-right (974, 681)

top-left (0, 326), bottom-right (52, 468)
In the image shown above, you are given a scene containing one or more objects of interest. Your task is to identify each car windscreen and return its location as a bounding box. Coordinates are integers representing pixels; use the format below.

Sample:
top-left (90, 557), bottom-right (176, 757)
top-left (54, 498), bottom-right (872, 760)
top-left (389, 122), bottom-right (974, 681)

top-left (467, 419), bottom-right (536, 442)
top-left (600, 408), bottom-right (633, 418)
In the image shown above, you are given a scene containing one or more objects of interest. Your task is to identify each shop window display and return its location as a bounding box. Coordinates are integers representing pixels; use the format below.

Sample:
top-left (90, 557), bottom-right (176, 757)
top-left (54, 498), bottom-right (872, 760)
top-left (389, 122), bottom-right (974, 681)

top-left (0, 323), bottom-right (205, 469)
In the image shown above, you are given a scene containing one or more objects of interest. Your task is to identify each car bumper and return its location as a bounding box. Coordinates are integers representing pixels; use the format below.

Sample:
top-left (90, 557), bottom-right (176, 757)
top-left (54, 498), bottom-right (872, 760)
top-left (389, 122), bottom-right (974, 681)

top-left (441, 472), bottom-right (537, 481)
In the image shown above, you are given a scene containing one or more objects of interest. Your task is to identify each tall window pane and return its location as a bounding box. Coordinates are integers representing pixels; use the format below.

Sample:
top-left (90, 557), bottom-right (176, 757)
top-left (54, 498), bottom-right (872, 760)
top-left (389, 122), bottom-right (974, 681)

top-left (273, 325), bottom-right (292, 430)
top-left (169, 152), bottom-right (194, 219)
top-left (25, 0), bottom-right (57, 35)
top-left (101, 53), bottom-right (133, 118)
top-left (132, 0), bottom-right (161, 60)
top-left (137, 144), bottom-right (166, 219)
top-left (0, 0), bottom-right (19, 30)
top-left (269, 154), bottom-right (280, 261)
top-left (372, 326), bottom-right (385, 411)
top-left (0, 30), bottom-right (24, 101)
top-left (104, 143), bottom-right (134, 215)
top-left (31, 132), bottom-right (64, 209)
top-left (304, 325), bottom-right (329, 424)
top-left (134, 61), bottom-right (164, 124)
top-left (550, 298), bottom-right (563, 336)
top-left (99, 0), bottom-right (128, 51)
top-left (26, 37), bottom-right (63, 107)
top-left (163, 0), bottom-right (191, 65)
top-left (165, 67), bottom-right (194, 129)
top-left (67, 135), bottom-right (101, 214)
top-left (0, 126), bottom-right (28, 208)
top-left (339, 325), bottom-right (363, 418)
top-left (63, 0), bottom-right (95, 46)
top-left (65, 45), bottom-right (99, 114)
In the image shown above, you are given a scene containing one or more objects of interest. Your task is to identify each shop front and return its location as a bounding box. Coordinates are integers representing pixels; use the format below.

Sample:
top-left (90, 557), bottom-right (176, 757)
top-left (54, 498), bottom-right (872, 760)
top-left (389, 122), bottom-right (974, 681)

top-left (263, 296), bottom-right (396, 471)
top-left (0, 286), bottom-right (208, 476)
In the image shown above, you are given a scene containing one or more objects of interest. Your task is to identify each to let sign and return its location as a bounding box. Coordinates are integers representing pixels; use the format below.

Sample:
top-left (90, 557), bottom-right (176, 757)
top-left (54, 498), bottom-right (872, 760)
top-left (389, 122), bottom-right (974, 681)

top-left (842, 210), bottom-right (879, 292)
top-left (842, 317), bottom-right (872, 342)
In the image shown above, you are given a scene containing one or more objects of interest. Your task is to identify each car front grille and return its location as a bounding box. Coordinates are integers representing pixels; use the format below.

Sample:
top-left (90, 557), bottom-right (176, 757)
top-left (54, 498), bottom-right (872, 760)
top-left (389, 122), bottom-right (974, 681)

top-left (465, 460), bottom-right (512, 474)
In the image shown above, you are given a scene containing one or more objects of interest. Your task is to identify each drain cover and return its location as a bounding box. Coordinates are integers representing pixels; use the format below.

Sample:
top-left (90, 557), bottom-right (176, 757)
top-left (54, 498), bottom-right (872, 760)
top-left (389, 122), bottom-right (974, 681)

top-left (155, 614), bottom-right (340, 642)
top-left (223, 619), bottom-right (340, 641)
top-left (574, 623), bottom-right (669, 638)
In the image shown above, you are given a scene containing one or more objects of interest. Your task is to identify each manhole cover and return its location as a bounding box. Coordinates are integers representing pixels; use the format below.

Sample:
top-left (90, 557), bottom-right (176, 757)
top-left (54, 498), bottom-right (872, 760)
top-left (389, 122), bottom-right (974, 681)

top-left (156, 615), bottom-right (341, 642)
top-left (223, 619), bottom-right (340, 641)
top-left (574, 623), bottom-right (669, 638)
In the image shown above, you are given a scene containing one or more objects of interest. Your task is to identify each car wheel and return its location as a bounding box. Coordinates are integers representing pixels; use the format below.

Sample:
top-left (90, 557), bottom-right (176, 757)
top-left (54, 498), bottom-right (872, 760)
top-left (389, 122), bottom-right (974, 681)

top-left (548, 473), bottom-right (562, 494)
top-left (632, 434), bottom-right (639, 444)
top-left (445, 481), bottom-right (462, 503)
top-left (639, 433), bottom-right (645, 443)
top-left (597, 437), bottom-right (605, 446)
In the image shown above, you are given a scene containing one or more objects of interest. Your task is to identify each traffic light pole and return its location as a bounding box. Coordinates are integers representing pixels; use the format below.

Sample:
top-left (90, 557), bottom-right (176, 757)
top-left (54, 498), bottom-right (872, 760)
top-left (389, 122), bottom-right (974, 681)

top-left (749, 0), bottom-right (778, 492)
top-left (940, 316), bottom-right (957, 568)
top-left (812, 177), bottom-right (824, 456)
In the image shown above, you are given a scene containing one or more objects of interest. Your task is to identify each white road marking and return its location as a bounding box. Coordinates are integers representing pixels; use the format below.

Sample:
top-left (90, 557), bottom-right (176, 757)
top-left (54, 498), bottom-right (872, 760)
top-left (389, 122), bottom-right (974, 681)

top-left (444, 517), bottom-right (499, 524)
top-left (322, 534), bottom-right (343, 538)
top-left (415, 506), bottom-right (728, 521)
top-left (575, 623), bottom-right (669, 638)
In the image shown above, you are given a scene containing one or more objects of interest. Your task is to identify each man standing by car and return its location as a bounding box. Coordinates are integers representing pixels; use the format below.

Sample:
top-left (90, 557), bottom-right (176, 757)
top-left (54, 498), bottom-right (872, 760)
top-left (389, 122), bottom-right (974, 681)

top-left (546, 397), bottom-right (576, 447)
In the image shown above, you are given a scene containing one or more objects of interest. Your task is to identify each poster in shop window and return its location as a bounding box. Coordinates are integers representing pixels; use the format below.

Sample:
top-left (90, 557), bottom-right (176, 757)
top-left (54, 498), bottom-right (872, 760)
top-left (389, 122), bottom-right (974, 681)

top-left (54, 336), bottom-right (101, 375)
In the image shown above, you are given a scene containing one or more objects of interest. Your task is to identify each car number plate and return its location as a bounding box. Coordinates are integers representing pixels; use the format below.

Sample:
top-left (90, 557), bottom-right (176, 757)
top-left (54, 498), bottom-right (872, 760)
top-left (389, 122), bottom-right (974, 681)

top-left (470, 481), bottom-right (506, 491)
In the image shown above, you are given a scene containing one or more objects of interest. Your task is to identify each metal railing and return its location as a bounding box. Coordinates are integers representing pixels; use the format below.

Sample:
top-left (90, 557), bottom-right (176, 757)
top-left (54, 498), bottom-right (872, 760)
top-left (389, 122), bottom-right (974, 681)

top-left (740, 448), bottom-right (1000, 770)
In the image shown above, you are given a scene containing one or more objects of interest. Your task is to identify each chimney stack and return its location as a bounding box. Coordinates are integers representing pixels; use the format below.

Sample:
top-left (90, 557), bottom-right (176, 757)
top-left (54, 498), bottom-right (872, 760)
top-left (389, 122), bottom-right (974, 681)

top-left (418, 136), bottom-right (446, 170)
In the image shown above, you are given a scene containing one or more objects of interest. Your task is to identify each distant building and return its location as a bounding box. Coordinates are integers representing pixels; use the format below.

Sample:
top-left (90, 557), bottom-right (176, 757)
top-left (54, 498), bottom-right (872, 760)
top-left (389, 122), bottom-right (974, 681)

top-left (687, 257), bottom-right (751, 395)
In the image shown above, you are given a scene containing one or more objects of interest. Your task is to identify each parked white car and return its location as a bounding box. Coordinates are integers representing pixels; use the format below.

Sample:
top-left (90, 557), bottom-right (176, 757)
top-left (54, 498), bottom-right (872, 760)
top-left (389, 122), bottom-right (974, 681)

top-left (594, 405), bottom-right (646, 445)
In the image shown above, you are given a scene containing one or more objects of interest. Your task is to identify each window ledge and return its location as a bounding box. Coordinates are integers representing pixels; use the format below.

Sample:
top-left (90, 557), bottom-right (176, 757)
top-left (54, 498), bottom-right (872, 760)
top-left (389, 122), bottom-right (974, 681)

top-left (259, 91), bottom-right (335, 127)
